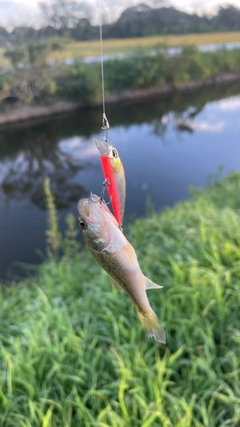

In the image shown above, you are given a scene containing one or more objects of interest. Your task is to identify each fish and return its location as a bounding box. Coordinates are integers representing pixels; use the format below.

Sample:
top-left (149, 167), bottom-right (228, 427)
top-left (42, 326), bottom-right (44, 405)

top-left (93, 138), bottom-right (126, 228)
top-left (77, 193), bottom-right (166, 344)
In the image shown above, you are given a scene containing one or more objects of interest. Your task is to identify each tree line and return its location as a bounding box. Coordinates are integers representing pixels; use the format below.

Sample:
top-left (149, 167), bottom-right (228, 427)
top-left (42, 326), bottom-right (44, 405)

top-left (0, 3), bottom-right (240, 46)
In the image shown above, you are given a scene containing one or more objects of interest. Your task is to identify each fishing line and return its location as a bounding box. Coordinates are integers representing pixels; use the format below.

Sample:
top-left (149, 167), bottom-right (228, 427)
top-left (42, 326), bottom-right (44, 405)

top-left (99, 9), bottom-right (105, 117)
top-left (98, 0), bottom-right (109, 142)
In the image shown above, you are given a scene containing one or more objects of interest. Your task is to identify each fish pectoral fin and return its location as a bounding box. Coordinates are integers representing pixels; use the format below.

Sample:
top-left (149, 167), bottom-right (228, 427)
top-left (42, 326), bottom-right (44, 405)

top-left (111, 278), bottom-right (122, 292)
top-left (143, 274), bottom-right (163, 291)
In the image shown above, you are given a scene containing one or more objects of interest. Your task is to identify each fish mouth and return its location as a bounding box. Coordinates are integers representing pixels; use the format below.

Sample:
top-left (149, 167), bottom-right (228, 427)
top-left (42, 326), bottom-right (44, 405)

top-left (93, 138), bottom-right (110, 157)
top-left (77, 198), bottom-right (90, 220)
top-left (88, 193), bottom-right (101, 205)
top-left (77, 194), bottom-right (102, 223)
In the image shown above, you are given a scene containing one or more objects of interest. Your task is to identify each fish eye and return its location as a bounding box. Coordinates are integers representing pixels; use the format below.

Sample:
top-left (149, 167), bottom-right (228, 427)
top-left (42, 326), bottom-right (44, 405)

top-left (78, 218), bottom-right (86, 229)
top-left (112, 148), bottom-right (118, 158)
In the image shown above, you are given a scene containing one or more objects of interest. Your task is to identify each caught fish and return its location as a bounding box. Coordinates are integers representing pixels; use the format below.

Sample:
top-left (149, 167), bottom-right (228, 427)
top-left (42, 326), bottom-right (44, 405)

top-left (93, 138), bottom-right (126, 228)
top-left (77, 194), bottom-right (165, 344)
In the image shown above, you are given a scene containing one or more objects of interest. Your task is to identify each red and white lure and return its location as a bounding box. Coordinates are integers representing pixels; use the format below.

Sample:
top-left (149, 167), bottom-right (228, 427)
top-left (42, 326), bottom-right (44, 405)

top-left (93, 117), bottom-right (126, 228)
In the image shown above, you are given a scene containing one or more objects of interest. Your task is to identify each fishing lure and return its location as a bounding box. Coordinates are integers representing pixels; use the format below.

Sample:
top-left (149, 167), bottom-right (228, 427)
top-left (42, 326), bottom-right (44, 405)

top-left (93, 138), bottom-right (126, 228)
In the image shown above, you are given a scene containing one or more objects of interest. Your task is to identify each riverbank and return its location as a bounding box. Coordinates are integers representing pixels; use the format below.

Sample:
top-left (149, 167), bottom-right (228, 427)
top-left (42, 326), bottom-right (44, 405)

top-left (1, 172), bottom-right (240, 426)
top-left (0, 72), bottom-right (240, 127)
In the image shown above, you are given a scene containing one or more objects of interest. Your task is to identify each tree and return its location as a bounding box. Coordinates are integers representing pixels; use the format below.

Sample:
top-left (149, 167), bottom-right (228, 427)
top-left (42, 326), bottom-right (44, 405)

top-left (39, 0), bottom-right (92, 29)
top-left (212, 6), bottom-right (240, 31)
top-left (3, 39), bottom-right (63, 104)
top-left (70, 18), bottom-right (98, 40)
top-left (4, 46), bottom-right (27, 67)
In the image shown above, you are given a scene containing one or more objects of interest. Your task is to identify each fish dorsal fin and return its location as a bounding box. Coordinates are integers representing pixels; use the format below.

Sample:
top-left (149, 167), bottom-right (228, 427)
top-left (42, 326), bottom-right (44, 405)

top-left (111, 278), bottom-right (122, 292)
top-left (143, 274), bottom-right (163, 291)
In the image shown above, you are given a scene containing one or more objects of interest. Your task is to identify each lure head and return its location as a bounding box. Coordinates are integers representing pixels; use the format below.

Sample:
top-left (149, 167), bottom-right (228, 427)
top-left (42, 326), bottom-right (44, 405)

top-left (108, 145), bottom-right (121, 174)
top-left (93, 139), bottom-right (122, 173)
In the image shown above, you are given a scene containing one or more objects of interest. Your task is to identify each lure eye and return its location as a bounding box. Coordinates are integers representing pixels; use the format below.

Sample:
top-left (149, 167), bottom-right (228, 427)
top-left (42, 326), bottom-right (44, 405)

top-left (112, 148), bottom-right (118, 158)
top-left (78, 218), bottom-right (86, 229)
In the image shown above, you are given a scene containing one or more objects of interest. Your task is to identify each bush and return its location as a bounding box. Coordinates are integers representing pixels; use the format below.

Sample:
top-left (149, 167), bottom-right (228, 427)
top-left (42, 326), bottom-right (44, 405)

top-left (55, 63), bottom-right (101, 103)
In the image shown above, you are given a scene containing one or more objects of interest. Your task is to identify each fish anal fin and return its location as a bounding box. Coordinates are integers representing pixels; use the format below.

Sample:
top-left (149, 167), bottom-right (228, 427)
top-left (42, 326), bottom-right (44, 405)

top-left (111, 278), bottom-right (122, 292)
top-left (143, 274), bottom-right (163, 291)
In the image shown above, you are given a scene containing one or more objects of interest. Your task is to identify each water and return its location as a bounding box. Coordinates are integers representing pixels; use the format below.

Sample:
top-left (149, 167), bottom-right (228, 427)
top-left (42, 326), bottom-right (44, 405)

top-left (199, 41), bottom-right (240, 53)
top-left (66, 42), bottom-right (240, 64)
top-left (1, 83), bottom-right (240, 280)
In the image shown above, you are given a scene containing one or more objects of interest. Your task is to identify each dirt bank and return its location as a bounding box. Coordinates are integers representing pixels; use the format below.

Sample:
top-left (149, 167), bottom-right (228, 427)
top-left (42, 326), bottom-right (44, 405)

top-left (106, 73), bottom-right (240, 103)
top-left (0, 73), bottom-right (239, 127)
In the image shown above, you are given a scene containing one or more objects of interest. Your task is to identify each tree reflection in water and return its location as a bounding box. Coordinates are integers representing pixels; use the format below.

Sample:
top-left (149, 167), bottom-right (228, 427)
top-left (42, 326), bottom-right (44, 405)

top-left (0, 121), bottom-right (93, 209)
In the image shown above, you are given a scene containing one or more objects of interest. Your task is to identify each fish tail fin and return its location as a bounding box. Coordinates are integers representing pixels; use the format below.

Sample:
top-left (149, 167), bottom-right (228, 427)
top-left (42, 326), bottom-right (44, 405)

top-left (137, 309), bottom-right (166, 344)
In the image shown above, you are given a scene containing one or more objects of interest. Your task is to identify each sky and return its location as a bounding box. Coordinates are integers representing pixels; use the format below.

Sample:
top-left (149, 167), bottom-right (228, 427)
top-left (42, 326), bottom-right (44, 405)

top-left (1, 0), bottom-right (240, 28)
top-left (171, 0), bottom-right (240, 14)
top-left (13, 0), bottom-right (240, 11)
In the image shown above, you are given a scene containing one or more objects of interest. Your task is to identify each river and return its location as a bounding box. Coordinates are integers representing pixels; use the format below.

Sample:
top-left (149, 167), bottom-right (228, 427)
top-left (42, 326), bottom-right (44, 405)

top-left (1, 82), bottom-right (240, 280)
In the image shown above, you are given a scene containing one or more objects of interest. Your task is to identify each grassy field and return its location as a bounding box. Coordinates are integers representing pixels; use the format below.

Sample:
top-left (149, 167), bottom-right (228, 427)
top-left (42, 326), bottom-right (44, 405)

top-left (49, 31), bottom-right (240, 61)
top-left (0, 172), bottom-right (240, 426)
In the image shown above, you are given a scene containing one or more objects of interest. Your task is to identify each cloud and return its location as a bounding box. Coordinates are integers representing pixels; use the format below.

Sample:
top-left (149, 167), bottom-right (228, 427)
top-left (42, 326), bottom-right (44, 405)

top-left (191, 120), bottom-right (226, 132)
top-left (171, 0), bottom-right (240, 15)
top-left (217, 97), bottom-right (240, 111)
top-left (60, 136), bottom-right (99, 159)
top-left (0, 1), bottom-right (40, 28)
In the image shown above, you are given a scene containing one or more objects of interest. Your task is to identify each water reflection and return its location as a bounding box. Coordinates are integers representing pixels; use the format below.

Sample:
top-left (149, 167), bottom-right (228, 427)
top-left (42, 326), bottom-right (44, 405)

top-left (0, 126), bottom-right (92, 209)
top-left (1, 82), bottom-right (240, 279)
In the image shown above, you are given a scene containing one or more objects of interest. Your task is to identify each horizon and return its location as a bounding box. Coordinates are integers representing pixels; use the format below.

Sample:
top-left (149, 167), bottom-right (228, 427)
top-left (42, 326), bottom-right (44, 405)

top-left (0, 0), bottom-right (240, 29)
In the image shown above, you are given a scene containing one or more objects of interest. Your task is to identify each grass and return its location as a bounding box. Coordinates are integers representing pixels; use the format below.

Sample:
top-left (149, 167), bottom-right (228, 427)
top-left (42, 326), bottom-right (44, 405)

top-left (1, 172), bottom-right (240, 425)
top-left (48, 32), bottom-right (240, 61)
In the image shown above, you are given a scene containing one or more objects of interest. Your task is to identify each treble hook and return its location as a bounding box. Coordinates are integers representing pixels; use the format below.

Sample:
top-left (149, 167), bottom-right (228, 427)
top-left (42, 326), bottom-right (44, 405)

top-left (100, 178), bottom-right (110, 201)
top-left (101, 112), bottom-right (110, 143)
top-left (90, 179), bottom-right (111, 205)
